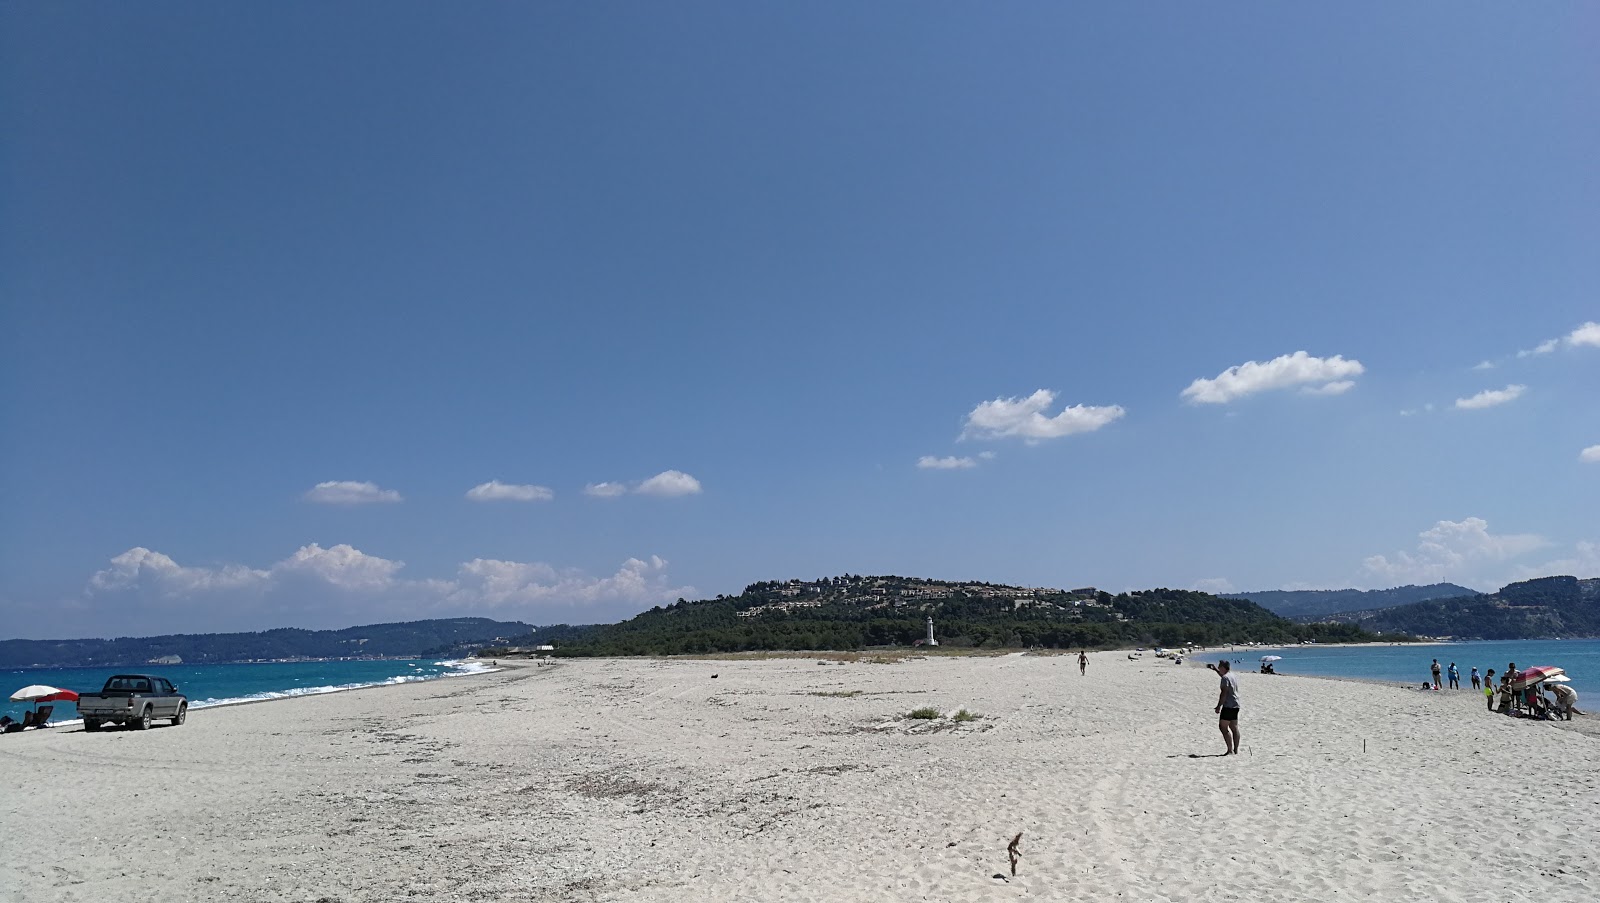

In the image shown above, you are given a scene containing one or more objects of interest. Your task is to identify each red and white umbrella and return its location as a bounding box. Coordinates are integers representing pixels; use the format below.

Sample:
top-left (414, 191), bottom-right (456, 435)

top-left (1511, 666), bottom-right (1564, 690)
top-left (9, 685), bottom-right (79, 704)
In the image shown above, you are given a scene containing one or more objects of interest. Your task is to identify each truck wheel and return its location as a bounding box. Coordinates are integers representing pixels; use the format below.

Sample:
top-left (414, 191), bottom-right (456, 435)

top-left (83, 719), bottom-right (101, 732)
top-left (136, 707), bottom-right (152, 730)
top-left (172, 703), bottom-right (187, 726)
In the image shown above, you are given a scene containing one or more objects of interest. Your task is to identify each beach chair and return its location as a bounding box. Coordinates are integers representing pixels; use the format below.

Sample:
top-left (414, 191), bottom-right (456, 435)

top-left (32, 705), bottom-right (53, 728)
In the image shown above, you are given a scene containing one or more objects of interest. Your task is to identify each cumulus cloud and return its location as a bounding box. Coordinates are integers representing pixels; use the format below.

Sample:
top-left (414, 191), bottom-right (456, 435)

top-left (1361, 518), bottom-right (1546, 588)
top-left (81, 544), bottom-right (694, 634)
top-left (1517, 321), bottom-right (1600, 357)
top-left (1453, 384), bottom-right (1526, 410)
top-left (917, 455), bottom-right (978, 470)
top-left (89, 547), bottom-right (268, 595)
top-left (1513, 541), bottom-right (1600, 581)
top-left (1472, 360), bottom-right (1496, 371)
top-left (961, 389), bottom-right (1125, 441)
top-left (635, 470), bottom-right (703, 497)
top-left (584, 482), bottom-right (628, 498)
top-left (1517, 339), bottom-right (1560, 358)
top-left (1181, 352), bottom-right (1365, 404)
top-left (1301, 380), bottom-right (1356, 397)
top-left (465, 480), bottom-right (554, 502)
top-left (1569, 321), bottom-right (1600, 348)
top-left (304, 480), bottom-right (403, 505)
top-left (1581, 445), bottom-right (1600, 463)
top-left (1191, 578), bottom-right (1236, 594)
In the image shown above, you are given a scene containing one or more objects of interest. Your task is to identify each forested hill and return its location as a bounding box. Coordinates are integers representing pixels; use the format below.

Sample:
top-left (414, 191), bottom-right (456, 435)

top-left (0, 618), bottom-right (534, 669)
top-left (544, 575), bottom-right (1385, 656)
top-left (1224, 583), bottom-right (1478, 621)
top-left (1316, 576), bottom-right (1600, 639)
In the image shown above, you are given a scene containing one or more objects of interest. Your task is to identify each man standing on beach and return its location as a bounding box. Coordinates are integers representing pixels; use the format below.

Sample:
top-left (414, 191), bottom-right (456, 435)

top-left (1448, 663), bottom-right (1459, 690)
top-left (1078, 651), bottom-right (1088, 676)
top-left (1431, 659), bottom-right (1442, 688)
top-left (1213, 661), bottom-right (1241, 755)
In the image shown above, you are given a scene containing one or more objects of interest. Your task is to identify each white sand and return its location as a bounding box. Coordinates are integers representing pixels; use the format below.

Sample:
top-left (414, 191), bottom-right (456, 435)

top-left (2, 653), bottom-right (1596, 902)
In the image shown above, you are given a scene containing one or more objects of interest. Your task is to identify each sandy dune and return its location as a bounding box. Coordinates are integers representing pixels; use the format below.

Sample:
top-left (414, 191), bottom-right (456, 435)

top-left (2, 652), bottom-right (1595, 902)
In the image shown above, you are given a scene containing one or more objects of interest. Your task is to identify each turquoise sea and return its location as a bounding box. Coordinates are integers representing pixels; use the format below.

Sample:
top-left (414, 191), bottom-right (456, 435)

top-left (2, 658), bottom-right (493, 725)
top-left (1193, 638), bottom-right (1598, 691)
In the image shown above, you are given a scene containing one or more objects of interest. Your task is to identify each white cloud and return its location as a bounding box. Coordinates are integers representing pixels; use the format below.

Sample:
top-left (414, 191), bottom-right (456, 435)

top-left (584, 482), bottom-right (629, 498)
top-left (82, 545), bottom-right (694, 633)
top-left (89, 547), bottom-right (268, 595)
top-left (1301, 380), bottom-right (1355, 397)
top-left (1568, 321), bottom-right (1600, 349)
top-left (304, 480), bottom-right (403, 505)
top-left (1192, 578), bottom-right (1236, 594)
top-left (1361, 518), bottom-right (1546, 588)
top-left (917, 455), bottom-right (978, 470)
top-left (274, 543), bottom-right (405, 590)
top-left (1472, 360), bottom-right (1496, 371)
top-left (1514, 541), bottom-right (1600, 581)
top-left (1453, 384), bottom-right (1525, 410)
top-left (449, 555), bottom-right (681, 607)
top-left (1517, 339), bottom-right (1560, 358)
top-left (1517, 322), bottom-right (1600, 357)
top-left (1181, 351), bottom-right (1365, 404)
top-left (961, 389), bottom-right (1125, 441)
top-left (1398, 402), bottom-right (1436, 417)
top-left (635, 470), bottom-right (702, 497)
top-left (1580, 445), bottom-right (1600, 463)
top-left (465, 480), bottom-right (553, 502)
top-left (978, 451), bottom-right (997, 460)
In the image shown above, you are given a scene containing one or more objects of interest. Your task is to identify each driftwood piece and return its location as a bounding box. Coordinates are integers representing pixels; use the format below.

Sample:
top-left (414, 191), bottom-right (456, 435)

top-left (1007, 832), bottom-right (1023, 877)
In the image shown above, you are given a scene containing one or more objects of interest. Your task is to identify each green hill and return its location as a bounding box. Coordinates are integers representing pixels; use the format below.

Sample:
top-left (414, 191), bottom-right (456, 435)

top-left (545, 575), bottom-right (1384, 655)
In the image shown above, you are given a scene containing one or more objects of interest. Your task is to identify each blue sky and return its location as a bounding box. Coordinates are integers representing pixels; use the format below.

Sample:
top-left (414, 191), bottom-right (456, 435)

top-left (3, 4), bottom-right (1597, 639)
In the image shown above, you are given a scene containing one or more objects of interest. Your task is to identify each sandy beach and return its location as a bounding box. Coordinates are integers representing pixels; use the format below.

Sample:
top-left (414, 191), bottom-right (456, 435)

top-left (2, 653), bottom-right (1595, 903)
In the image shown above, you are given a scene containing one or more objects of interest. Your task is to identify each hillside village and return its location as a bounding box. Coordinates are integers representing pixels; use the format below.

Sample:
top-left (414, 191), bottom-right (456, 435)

top-left (731, 574), bottom-right (1105, 618)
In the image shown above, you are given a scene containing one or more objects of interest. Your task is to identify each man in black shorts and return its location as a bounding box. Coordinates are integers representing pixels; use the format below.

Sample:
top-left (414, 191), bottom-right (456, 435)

top-left (1214, 660), bottom-right (1241, 755)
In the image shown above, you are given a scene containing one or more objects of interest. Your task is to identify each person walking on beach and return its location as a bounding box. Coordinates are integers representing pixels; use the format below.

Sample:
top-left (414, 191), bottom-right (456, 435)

top-left (1470, 667), bottom-right (1481, 691)
top-left (1079, 651), bottom-right (1088, 676)
top-left (1213, 661), bottom-right (1241, 755)
top-left (1484, 669), bottom-right (1496, 711)
top-left (1448, 663), bottom-right (1460, 690)
top-left (1430, 659), bottom-right (1442, 689)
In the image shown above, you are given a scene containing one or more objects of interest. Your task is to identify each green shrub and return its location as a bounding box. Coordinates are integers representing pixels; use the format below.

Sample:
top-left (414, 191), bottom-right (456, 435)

top-left (952, 709), bottom-right (978, 722)
top-left (906, 706), bottom-right (941, 720)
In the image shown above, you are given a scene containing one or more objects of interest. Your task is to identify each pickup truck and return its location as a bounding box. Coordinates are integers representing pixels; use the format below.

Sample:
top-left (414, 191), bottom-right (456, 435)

top-left (78, 674), bottom-right (188, 731)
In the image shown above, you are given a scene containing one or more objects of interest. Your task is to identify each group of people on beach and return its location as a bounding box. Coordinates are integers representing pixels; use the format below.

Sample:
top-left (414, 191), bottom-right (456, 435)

top-left (1423, 657), bottom-right (1581, 721)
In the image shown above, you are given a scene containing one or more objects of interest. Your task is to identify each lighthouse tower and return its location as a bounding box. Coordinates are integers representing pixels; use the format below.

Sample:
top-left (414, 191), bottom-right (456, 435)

top-left (925, 615), bottom-right (939, 647)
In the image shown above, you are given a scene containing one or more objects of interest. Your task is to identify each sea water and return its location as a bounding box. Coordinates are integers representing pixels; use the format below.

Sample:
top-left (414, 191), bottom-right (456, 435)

top-left (1, 658), bottom-right (494, 725)
top-left (1194, 638), bottom-right (1597, 691)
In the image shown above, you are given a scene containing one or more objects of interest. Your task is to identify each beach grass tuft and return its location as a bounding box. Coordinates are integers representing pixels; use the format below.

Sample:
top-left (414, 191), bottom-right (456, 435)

top-left (906, 706), bottom-right (941, 720)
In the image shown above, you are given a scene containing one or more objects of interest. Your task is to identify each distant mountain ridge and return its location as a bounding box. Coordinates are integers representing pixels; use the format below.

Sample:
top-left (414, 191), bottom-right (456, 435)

top-left (1224, 584), bottom-right (1479, 622)
top-left (0, 617), bottom-right (534, 669)
top-left (1312, 576), bottom-right (1600, 639)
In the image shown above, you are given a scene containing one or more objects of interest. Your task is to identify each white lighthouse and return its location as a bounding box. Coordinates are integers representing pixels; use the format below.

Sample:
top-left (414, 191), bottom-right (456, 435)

top-left (925, 615), bottom-right (939, 647)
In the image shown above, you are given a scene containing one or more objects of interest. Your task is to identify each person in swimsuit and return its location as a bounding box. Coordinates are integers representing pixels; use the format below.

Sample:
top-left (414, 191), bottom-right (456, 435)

top-left (1078, 651), bottom-right (1088, 676)
top-left (1214, 661), bottom-right (1241, 755)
